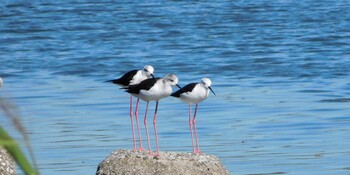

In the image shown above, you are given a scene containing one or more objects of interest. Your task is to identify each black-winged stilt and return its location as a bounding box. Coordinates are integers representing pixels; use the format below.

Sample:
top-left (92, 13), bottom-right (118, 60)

top-left (124, 74), bottom-right (181, 156)
top-left (171, 78), bottom-right (216, 154)
top-left (0, 77), bottom-right (3, 87)
top-left (106, 65), bottom-right (154, 150)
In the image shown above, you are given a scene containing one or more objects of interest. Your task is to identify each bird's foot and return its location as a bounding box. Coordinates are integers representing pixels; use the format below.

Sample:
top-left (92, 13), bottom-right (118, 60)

top-left (194, 149), bottom-right (202, 155)
top-left (138, 147), bottom-right (146, 152)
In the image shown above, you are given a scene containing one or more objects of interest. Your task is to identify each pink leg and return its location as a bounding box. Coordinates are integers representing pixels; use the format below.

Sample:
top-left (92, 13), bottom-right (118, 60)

top-left (129, 95), bottom-right (137, 150)
top-left (188, 104), bottom-right (195, 153)
top-left (134, 98), bottom-right (144, 151)
top-left (153, 101), bottom-right (160, 157)
top-left (143, 102), bottom-right (152, 155)
top-left (193, 103), bottom-right (202, 155)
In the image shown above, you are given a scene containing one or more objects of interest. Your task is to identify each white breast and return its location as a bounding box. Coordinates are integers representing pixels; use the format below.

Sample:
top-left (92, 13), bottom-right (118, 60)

top-left (180, 84), bottom-right (209, 104)
top-left (129, 70), bottom-right (148, 85)
top-left (138, 79), bottom-right (173, 102)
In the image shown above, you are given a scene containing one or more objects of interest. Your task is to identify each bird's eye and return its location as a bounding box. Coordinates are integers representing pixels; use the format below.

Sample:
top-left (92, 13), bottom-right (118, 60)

top-left (169, 79), bottom-right (174, 82)
top-left (144, 69), bottom-right (148, 72)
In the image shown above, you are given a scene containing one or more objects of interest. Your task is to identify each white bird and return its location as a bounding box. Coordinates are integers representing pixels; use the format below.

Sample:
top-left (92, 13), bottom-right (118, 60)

top-left (125, 74), bottom-right (181, 156)
top-left (106, 65), bottom-right (154, 151)
top-left (0, 77), bottom-right (3, 87)
top-left (171, 78), bottom-right (216, 154)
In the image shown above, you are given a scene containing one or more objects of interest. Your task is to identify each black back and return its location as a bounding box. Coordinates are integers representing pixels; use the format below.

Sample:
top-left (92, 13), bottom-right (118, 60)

top-left (125, 78), bottom-right (160, 94)
top-left (106, 69), bottom-right (138, 86)
top-left (171, 83), bottom-right (197, 97)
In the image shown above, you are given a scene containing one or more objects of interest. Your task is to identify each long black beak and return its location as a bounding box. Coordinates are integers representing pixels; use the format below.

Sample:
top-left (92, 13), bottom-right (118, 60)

top-left (209, 86), bottom-right (216, 96)
top-left (150, 73), bottom-right (155, 78)
top-left (176, 84), bottom-right (182, 89)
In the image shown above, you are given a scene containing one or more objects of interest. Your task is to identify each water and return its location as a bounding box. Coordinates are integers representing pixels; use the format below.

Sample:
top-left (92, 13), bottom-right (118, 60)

top-left (1, 1), bottom-right (350, 174)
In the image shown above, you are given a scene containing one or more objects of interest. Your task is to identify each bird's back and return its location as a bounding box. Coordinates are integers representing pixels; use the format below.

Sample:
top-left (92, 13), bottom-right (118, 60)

top-left (171, 83), bottom-right (197, 97)
top-left (125, 78), bottom-right (160, 94)
top-left (106, 69), bottom-right (138, 87)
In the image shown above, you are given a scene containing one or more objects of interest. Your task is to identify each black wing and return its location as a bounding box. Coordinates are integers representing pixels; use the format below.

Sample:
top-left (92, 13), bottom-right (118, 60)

top-left (171, 83), bottom-right (197, 97)
top-left (125, 78), bottom-right (160, 94)
top-left (106, 70), bottom-right (138, 86)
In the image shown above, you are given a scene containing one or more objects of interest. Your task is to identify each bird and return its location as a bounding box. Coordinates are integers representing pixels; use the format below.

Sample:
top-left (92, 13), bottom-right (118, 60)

top-left (171, 78), bottom-right (216, 154)
top-left (0, 77), bottom-right (3, 87)
top-left (106, 65), bottom-right (154, 151)
top-left (124, 74), bottom-right (181, 156)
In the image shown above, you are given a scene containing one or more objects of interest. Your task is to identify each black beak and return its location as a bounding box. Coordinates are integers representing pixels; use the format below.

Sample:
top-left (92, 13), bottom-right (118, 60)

top-left (150, 73), bottom-right (155, 78)
top-left (209, 86), bottom-right (216, 96)
top-left (176, 84), bottom-right (182, 89)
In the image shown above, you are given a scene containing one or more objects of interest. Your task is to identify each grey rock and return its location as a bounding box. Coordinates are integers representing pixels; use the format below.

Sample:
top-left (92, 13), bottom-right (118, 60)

top-left (96, 149), bottom-right (230, 175)
top-left (0, 147), bottom-right (16, 175)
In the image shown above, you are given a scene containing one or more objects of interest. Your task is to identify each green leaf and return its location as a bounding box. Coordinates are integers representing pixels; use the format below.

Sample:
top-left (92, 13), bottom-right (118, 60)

top-left (0, 127), bottom-right (38, 175)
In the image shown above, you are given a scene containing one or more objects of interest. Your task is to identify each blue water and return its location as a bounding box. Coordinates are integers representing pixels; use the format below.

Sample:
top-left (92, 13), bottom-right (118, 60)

top-left (1, 1), bottom-right (350, 174)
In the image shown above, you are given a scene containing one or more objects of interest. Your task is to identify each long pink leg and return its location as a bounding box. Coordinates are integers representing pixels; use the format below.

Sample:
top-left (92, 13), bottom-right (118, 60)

top-left (153, 101), bottom-right (160, 156)
top-left (143, 102), bottom-right (152, 155)
top-left (129, 95), bottom-right (137, 150)
top-left (193, 103), bottom-right (202, 154)
top-left (188, 104), bottom-right (195, 153)
top-left (134, 98), bottom-right (144, 151)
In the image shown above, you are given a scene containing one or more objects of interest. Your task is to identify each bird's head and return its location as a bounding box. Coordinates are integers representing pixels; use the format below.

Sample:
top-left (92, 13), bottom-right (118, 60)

top-left (165, 74), bottom-right (181, 89)
top-left (143, 65), bottom-right (155, 78)
top-left (201, 78), bottom-right (216, 96)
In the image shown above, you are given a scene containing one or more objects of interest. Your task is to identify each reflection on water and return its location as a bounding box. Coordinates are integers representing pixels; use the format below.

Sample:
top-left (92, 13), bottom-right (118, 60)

top-left (1, 1), bottom-right (350, 175)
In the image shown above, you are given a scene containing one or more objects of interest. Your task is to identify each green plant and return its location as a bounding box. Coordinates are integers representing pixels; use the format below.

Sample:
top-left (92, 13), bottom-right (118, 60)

top-left (0, 97), bottom-right (39, 175)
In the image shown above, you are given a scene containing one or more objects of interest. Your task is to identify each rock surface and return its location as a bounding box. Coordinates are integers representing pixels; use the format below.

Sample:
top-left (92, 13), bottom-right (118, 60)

top-left (0, 147), bottom-right (16, 175)
top-left (96, 149), bottom-right (230, 175)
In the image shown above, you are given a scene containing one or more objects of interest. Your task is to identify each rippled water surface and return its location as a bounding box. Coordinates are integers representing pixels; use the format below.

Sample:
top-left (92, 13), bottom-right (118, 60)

top-left (1, 1), bottom-right (350, 175)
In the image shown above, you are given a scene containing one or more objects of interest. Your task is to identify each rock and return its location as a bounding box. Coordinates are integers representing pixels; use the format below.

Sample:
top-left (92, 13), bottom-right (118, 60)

top-left (96, 149), bottom-right (230, 175)
top-left (0, 146), bottom-right (16, 175)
